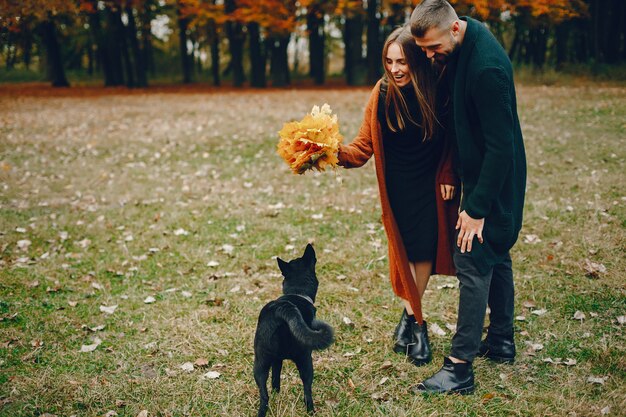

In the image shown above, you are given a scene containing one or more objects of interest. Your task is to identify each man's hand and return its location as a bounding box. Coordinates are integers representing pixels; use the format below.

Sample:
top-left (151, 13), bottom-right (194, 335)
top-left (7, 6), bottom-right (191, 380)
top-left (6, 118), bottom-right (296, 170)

top-left (440, 184), bottom-right (455, 201)
top-left (455, 210), bottom-right (485, 253)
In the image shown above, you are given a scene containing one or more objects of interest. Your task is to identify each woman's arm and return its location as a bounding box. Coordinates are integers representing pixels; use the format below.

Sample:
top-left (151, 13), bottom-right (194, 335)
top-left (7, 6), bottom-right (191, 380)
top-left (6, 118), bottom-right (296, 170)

top-left (337, 86), bottom-right (379, 168)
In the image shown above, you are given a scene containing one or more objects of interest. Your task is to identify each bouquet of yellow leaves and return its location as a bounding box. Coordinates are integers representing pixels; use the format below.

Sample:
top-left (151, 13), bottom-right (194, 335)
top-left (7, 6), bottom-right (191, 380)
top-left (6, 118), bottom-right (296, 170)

top-left (277, 103), bottom-right (343, 174)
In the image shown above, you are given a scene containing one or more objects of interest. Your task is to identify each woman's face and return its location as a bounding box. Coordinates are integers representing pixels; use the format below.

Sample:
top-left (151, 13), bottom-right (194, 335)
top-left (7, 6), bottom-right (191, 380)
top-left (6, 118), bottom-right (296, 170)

top-left (385, 42), bottom-right (410, 87)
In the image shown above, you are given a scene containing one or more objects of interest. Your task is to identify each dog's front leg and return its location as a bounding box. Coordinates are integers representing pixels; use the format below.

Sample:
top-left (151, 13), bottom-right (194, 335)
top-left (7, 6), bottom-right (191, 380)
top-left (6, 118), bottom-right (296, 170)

top-left (271, 359), bottom-right (283, 393)
top-left (254, 359), bottom-right (271, 417)
top-left (295, 354), bottom-right (315, 414)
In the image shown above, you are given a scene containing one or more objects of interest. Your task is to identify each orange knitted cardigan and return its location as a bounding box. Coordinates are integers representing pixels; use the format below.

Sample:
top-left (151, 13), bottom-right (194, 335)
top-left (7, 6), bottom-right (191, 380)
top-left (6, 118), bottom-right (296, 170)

top-left (337, 80), bottom-right (460, 323)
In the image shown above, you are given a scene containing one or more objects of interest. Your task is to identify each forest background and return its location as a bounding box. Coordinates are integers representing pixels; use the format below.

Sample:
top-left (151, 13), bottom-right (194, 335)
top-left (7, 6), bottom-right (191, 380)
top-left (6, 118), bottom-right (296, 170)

top-left (1, 0), bottom-right (625, 88)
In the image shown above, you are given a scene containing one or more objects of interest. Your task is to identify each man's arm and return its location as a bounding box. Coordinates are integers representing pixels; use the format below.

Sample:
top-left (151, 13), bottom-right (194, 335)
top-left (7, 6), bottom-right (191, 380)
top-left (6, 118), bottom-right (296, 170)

top-left (464, 67), bottom-right (515, 219)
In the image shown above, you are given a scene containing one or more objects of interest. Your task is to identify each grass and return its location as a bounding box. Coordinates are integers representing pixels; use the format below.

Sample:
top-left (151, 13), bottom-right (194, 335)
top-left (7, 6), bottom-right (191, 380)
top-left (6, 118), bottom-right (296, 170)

top-left (0, 81), bottom-right (625, 417)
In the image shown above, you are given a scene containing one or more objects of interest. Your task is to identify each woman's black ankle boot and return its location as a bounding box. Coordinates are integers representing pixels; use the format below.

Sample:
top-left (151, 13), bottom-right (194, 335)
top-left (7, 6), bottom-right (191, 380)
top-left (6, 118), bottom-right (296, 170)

top-left (406, 320), bottom-right (432, 366)
top-left (393, 309), bottom-right (413, 354)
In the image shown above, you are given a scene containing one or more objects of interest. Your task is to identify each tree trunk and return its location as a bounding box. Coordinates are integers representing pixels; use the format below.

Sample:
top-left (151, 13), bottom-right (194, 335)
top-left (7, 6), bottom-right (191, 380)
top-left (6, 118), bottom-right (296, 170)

top-left (307, 7), bottom-right (325, 85)
top-left (208, 20), bottom-right (220, 86)
top-left (177, 12), bottom-right (193, 83)
top-left (87, 42), bottom-right (94, 75)
top-left (225, 21), bottom-right (245, 86)
top-left (344, 11), bottom-right (366, 86)
top-left (385, 3), bottom-right (404, 38)
top-left (21, 21), bottom-right (33, 69)
top-left (126, 6), bottom-right (147, 87)
top-left (248, 22), bottom-right (266, 88)
top-left (571, 17), bottom-right (589, 63)
top-left (5, 33), bottom-right (16, 69)
top-left (113, 9), bottom-right (134, 88)
top-left (554, 21), bottom-right (570, 69)
top-left (138, 8), bottom-right (155, 77)
top-left (225, 0), bottom-right (245, 87)
top-left (104, 7), bottom-right (125, 86)
top-left (603, 0), bottom-right (622, 63)
top-left (88, 4), bottom-right (112, 84)
top-left (526, 25), bottom-right (548, 69)
top-left (40, 20), bottom-right (69, 87)
top-left (269, 35), bottom-right (290, 87)
top-left (366, 0), bottom-right (381, 84)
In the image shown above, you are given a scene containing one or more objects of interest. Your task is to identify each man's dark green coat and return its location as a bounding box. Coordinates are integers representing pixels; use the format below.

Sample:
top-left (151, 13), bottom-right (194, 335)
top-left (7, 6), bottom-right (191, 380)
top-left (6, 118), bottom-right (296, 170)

top-left (450, 17), bottom-right (527, 273)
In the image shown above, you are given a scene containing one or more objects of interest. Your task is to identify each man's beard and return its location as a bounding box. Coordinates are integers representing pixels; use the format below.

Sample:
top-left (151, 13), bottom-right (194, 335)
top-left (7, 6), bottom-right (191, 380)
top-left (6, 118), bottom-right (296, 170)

top-left (433, 39), bottom-right (460, 65)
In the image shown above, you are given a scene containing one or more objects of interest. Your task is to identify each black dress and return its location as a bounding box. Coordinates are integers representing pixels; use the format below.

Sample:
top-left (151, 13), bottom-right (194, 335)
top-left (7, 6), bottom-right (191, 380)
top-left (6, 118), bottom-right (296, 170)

top-left (378, 84), bottom-right (443, 262)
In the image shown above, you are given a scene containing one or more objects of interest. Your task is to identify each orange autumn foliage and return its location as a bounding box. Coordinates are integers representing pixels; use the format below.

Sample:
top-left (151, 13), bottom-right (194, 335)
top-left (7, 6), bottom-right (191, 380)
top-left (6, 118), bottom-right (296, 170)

top-left (277, 104), bottom-right (343, 175)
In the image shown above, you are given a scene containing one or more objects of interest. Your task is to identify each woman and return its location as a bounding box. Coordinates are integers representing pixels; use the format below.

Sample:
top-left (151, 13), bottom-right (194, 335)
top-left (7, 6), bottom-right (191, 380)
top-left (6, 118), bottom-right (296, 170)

top-left (337, 26), bottom-right (459, 366)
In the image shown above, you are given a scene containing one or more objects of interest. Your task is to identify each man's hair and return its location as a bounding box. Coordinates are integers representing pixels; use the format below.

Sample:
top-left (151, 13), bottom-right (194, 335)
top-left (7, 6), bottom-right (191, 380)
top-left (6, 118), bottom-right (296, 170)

top-left (410, 0), bottom-right (458, 38)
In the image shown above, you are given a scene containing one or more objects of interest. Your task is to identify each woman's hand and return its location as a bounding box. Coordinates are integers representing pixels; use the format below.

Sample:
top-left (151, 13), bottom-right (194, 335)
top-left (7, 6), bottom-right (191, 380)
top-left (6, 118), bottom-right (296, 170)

top-left (440, 184), bottom-right (455, 201)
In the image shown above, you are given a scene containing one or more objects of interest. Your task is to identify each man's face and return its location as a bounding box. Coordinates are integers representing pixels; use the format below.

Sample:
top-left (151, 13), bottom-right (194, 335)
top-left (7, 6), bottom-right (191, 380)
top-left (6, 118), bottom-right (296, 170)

top-left (414, 23), bottom-right (460, 65)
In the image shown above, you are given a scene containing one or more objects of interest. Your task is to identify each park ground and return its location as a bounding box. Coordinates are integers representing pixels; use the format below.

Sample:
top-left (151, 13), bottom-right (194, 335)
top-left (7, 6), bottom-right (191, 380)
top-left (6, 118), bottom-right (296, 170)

top-left (0, 80), bottom-right (624, 416)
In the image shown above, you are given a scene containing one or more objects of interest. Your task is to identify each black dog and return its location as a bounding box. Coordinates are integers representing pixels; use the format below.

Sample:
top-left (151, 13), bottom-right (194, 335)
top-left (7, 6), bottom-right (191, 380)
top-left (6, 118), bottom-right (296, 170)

top-left (253, 244), bottom-right (334, 417)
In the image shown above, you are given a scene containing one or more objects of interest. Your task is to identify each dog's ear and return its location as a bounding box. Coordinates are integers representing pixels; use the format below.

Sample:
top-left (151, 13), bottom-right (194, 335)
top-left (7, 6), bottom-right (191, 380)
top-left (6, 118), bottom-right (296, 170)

top-left (277, 257), bottom-right (290, 276)
top-left (303, 243), bottom-right (316, 265)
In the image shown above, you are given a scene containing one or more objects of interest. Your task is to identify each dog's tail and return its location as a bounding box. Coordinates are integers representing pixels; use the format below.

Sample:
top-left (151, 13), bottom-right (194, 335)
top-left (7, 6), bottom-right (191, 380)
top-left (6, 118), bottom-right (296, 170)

top-left (275, 302), bottom-right (334, 350)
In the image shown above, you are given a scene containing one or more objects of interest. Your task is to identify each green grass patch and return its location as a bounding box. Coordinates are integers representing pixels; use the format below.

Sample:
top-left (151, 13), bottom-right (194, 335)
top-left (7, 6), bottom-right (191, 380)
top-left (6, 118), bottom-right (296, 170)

top-left (0, 83), bottom-right (624, 416)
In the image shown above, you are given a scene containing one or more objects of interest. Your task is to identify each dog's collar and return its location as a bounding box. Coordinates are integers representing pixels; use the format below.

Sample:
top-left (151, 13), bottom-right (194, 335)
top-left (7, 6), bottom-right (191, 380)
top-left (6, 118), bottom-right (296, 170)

top-left (283, 293), bottom-right (314, 305)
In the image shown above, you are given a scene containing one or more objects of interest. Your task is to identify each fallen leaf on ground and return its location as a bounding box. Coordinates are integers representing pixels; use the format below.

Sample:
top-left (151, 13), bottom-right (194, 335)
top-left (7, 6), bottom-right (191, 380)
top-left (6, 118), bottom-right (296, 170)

top-left (17, 239), bottom-right (31, 251)
top-left (342, 317), bottom-right (354, 327)
top-left (573, 311), bottom-right (586, 320)
top-left (436, 283), bottom-right (455, 290)
top-left (430, 322), bottom-right (447, 336)
top-left (343, 347), bottom-right (362, 357)
top-left (531, 308), bottom-right (547, 316)
top-left (523, 234), bottom-right (541, 244)
top-left (144, 296), bottom-right (156, 304)
top-left (202, 371), bottom-right (221, 380)
top-left (582, 259), bottom-right (606, 278)
top-left (587, 376), bottom-right (608, 385)
top-left (482, 393), bottom-right (496, 403)
top-left (525, 341), bottom-right (544, 352)
top-left (100, 305), bottom-right (118, 315)
top-left (378, 377), bottom-right (389, 385)
top-left (180, 362), bottom-right (194, 372)
top-left (136, 411), bottom-right (148, 417)
top-left (371, 391), bottom-right (389, 401)
top-left (82, 324), bottom-right (105, 332)
top-left (194, 358), bottom-right (209, 367)
top-left (80, 337), bottom-right (102, 353)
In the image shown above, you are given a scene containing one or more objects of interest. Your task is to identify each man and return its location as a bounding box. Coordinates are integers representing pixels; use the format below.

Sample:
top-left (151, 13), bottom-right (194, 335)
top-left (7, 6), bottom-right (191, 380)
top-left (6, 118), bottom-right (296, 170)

top-left (409, 0), bottom-right (527, 394)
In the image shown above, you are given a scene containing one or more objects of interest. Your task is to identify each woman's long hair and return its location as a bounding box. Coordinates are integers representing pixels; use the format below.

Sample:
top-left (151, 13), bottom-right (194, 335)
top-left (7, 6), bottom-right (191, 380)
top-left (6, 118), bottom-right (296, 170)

top-left (381, 26), bottom-right (438, 141)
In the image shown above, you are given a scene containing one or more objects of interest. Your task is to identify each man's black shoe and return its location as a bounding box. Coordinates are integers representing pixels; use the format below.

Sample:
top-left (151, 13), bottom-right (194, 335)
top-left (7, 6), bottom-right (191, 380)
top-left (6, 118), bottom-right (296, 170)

top-left (412, 357), bottom-right (474, 395)
top-left (478, 333), bottom-right (516, 364)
